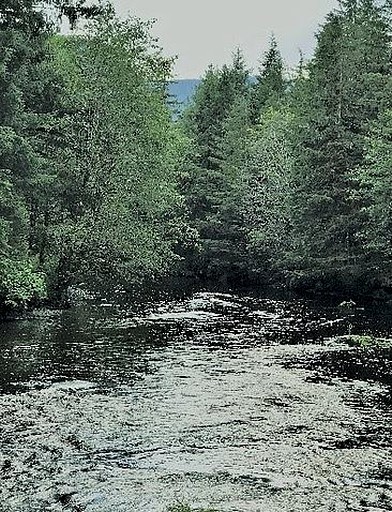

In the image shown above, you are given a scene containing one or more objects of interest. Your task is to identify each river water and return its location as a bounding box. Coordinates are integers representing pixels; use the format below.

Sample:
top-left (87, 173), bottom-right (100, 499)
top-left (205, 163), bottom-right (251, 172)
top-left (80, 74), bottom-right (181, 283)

top-left (1, 290), bottom-right (392, 512)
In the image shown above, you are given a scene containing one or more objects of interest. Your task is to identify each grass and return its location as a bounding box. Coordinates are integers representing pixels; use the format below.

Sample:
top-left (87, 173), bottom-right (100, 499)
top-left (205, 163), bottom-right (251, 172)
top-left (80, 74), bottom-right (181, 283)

top-left (333, 334), bottom-right (392, 347)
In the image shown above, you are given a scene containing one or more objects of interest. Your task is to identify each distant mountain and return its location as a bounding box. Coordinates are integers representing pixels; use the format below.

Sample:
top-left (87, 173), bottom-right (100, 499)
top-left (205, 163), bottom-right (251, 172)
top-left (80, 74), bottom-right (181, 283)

top-left (168, 79), bottom-right (200, 111)
top-left (167, 77), bottom-right (257, 113)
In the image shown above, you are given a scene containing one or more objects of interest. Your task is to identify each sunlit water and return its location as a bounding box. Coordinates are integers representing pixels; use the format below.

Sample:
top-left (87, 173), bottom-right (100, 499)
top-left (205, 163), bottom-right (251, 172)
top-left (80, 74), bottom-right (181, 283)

top-left (1, 291), bottom-right (392, 511)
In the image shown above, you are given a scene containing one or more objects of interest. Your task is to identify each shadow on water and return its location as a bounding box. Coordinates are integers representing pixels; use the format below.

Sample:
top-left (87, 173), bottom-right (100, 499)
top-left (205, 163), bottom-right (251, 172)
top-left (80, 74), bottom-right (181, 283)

top-left (0, 305), bottom-right (174, 393)
top-left (2, 289), bottom-right (392, 393)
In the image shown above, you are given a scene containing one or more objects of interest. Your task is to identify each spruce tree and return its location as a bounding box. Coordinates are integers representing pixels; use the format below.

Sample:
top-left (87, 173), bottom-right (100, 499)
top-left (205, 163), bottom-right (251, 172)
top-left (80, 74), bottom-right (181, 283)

top-left (354, 109), bottom-right (392, 285)
top-left (251, 35), bottom-right (285, 122)
top-left (181, 52), bottom-right (251, 280)
top-left (289, 0), bottom-right (392, 289)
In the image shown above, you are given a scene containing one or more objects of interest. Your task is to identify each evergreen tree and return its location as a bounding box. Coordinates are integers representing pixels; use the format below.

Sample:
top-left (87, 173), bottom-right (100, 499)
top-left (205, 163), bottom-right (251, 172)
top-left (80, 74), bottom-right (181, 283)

top-left (201, 95), bottom-right (251, 280)
top-left (354, 109), bottom-right (392, 286)
top-left (181, 52), bottom-right (251, 280)
top-left (289, 0), bottom-right (392, 289)
top-left (0, 0), bottom-right (52, 306)
top-left (251, 35), bottom-right (285, 122)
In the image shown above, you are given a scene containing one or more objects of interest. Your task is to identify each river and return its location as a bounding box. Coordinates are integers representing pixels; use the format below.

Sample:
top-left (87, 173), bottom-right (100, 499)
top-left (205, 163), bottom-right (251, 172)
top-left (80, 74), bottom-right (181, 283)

top-left (1, 290), bottom-right (392, 512)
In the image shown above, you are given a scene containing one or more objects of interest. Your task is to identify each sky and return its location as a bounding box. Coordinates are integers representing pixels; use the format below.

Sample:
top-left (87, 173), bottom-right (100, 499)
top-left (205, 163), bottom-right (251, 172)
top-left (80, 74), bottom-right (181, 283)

top-left (112, 0), bottom-right (339, 79)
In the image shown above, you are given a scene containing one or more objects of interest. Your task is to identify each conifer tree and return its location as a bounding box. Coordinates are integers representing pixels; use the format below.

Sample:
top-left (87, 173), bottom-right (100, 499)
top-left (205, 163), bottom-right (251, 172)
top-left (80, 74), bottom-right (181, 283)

top-left (354, 109), bottom-right (392, 284)
top-left (251, 35), bottom-right (285, 122)
top-left (181, 52), bottom-right (251, 280)
top-left (289, 0), bottom-right (392, 288)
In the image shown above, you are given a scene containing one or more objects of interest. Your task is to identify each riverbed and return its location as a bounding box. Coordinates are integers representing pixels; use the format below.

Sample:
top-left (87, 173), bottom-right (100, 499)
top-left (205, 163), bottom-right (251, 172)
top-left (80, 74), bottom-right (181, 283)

top-left (1, 291), bottom-right (392, 511)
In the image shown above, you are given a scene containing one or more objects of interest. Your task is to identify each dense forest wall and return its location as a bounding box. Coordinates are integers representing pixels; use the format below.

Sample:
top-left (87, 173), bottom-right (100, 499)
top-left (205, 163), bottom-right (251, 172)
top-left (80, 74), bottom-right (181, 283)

top-left (0, 0), bottom-right (391, 310)
top-left (180, 0), bottom-right (392, 297)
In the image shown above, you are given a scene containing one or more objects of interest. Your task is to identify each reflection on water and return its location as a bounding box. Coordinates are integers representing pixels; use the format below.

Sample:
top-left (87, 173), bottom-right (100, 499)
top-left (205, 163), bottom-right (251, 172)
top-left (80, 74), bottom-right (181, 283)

top-left (1, 291), bottom-right (392, 511)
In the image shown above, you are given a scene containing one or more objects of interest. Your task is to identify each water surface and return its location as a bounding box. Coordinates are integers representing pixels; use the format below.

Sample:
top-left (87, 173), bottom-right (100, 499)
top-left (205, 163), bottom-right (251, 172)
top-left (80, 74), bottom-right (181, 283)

top-left (1, 291), bottom-right (392, 511)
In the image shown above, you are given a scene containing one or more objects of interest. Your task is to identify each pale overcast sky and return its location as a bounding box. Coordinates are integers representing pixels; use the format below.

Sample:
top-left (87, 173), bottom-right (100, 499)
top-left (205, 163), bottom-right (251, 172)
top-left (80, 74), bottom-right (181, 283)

top-left (112, 0), bottom-right (339, 79)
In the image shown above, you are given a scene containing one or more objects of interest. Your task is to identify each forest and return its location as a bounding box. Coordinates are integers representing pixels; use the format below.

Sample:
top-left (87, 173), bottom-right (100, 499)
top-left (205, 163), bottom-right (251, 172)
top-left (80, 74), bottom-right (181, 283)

top-left (1, 0), bottom-right (392, 310)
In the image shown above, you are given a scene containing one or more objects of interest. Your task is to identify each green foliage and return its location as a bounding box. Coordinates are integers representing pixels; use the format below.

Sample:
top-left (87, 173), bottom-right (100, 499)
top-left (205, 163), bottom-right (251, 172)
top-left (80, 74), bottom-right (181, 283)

top-left (181, 0), bottom-right (392, 294)
top-left (351, 108), bottom-right (392, 287)
top-left (284, 0), bottom-right (392, 288)
top-left (43, 15), bottom-right (188, 294)
top-left (181, 38), bottom-right (294, 283)
top-left (180, 52), bottom-right (252, 281)
top-left (0, 1), bottom-right (190, 308)
top-left (1, 0), bottom-right (392, 306)
top-left (251, 34), bottom-right (285, 121)
top-left (183, 50), bottom-right (249, 172)
top-left (52, 0), bottom-right (114, 30)
top-left (0, 257), bottom-right (46, 308)
top-left (243, 106), bottom-right (296, 272)
top-left (0, 0), bottom-right (53, 307)
top-left (333, 334), bottom-right (392, 347)
top-left (356, 109), bottom-right (392, 252)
